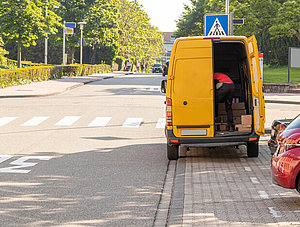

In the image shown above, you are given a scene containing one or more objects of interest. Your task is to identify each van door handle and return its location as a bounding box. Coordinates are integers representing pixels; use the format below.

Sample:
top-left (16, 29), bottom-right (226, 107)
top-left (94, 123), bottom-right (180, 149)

top-left (183, 101), bottom-right (187, 105)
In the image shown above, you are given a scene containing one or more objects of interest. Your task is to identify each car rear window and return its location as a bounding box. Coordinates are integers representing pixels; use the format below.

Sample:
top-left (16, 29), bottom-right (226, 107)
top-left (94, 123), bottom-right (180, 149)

top-left (153, 64), bottom-right (161, 67)
top-left (286, 115), bottom-right (300, 130)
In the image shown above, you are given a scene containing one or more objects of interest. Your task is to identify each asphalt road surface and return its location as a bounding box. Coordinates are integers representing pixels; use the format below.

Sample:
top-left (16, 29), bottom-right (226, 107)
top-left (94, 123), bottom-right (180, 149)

top-left (0, 73), bottom-right (168, 226)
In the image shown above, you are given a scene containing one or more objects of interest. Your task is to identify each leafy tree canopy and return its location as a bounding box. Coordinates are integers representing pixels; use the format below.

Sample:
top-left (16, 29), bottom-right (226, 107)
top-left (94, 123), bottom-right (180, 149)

top-left (0, 0), bottom-right (62, 67)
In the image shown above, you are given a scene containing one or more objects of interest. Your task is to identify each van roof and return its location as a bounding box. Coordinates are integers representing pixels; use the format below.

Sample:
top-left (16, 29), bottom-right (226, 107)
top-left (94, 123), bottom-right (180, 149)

top-left (176, 36), bottom-right (247, 41)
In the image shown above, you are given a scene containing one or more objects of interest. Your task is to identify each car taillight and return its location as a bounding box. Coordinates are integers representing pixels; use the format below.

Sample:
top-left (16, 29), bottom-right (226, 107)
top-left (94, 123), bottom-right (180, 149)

top-left (278, 124), bottom-right (286, 133)
top-left (285, 133), bottom-right (300, 151)
top-left (166, 98), bottom-right (172, 126)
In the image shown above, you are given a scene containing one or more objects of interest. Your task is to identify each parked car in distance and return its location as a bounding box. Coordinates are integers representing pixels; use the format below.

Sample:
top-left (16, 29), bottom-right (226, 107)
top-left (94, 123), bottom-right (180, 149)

top-left (163, 61), bottom-right (169, 76)
top-left (268, 118), bottom-right (292, 154)
top-left (271, 114), bottom-right (300, 194)
top-left (152, 64), bottom-right (163, 73)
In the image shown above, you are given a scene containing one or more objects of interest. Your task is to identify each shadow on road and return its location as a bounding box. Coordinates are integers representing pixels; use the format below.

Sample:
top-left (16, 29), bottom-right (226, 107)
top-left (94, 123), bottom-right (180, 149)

top-left (0, 143), bottom-right (168, 226)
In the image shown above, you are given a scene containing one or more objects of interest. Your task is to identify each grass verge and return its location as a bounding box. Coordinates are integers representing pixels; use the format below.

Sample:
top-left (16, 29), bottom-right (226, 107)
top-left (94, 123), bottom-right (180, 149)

top-left (263, 65), bottom-right (300, 84)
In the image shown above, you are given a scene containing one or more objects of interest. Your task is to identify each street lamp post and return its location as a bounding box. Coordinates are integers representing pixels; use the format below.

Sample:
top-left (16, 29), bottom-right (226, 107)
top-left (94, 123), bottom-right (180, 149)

top-left (78, 22), bottom-right (86, 65)
top-left (63, 21), bottom-right (66, 65)
top-left (45, 0), bottom-right (48, 65)
top-left (225, 0), bottom-right (229, 14)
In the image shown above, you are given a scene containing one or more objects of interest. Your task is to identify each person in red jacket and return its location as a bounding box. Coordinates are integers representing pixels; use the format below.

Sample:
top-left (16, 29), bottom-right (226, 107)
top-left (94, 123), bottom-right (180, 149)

top-left (214, 72), bottom-right (235, 131)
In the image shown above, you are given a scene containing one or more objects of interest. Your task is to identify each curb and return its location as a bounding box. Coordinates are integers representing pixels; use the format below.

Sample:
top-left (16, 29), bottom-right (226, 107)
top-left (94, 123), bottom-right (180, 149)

top-left (168, 158), bottom-right (185, 226)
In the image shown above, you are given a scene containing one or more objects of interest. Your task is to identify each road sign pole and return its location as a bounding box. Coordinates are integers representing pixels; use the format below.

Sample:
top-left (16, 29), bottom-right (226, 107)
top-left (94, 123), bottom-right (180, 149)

top-left (63, 21), bottom-right (66, 65)
top-left (229, 12), bottom-right (233, 35)
top-left (288, 47), bottom-right (291, 83)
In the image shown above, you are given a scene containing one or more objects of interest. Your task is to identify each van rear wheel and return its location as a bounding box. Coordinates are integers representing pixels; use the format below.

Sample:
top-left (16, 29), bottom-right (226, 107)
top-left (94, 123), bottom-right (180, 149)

top-left (247, 142), bottom-right (259, 157)
top-left (167, 144), bottom-right (179, 160)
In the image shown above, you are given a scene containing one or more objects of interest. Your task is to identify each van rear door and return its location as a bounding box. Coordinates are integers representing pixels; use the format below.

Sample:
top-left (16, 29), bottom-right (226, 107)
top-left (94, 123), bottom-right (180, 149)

top-left (247, 36), bottom-right (265, 135)
top-left (171, 39), bottom-right (214, 138)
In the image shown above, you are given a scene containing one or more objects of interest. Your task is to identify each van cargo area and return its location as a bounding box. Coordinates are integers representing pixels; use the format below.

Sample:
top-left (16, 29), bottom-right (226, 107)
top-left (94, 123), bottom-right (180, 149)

top-left (214, 42), bottom-right (252, 136)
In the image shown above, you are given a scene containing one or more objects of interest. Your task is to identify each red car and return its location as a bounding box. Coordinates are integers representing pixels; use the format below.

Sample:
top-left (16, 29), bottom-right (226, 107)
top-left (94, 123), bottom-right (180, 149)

top-left (271, 114), bottom-right (300, 193)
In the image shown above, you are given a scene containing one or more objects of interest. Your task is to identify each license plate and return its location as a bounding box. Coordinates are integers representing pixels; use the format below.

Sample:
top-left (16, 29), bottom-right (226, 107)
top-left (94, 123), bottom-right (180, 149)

top-left (181, 129), bottom-right (207, 136)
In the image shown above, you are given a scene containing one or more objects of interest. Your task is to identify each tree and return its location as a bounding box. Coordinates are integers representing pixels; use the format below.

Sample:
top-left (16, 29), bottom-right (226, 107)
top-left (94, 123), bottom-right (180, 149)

top-left (0, 0), bottom-right (62, 67)
top-left (174, 0), bottom-right (209, 37)
top-left (85, 0), bottom-right (120, 64)
top-left (0, 36), bottom-right (8, 65)
top-left (117, 0), bottom-right (164, 68)
top-left (269, 0), bottom-right (300, 41)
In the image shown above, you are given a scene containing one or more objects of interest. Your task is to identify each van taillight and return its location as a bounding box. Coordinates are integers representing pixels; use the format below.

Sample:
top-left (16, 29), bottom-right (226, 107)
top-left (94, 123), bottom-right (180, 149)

top-left (166, 98), bottom-right (172, 126)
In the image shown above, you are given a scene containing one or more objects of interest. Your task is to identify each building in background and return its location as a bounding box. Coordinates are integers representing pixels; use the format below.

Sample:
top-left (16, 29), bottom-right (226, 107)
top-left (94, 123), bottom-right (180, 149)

top-left (157, 32), bottom-right (175, 63)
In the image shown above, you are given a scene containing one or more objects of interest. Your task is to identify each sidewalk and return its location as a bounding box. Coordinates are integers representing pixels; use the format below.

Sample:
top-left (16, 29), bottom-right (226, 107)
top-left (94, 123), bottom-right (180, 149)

top-left (0, 72), bottom-right (127, 98)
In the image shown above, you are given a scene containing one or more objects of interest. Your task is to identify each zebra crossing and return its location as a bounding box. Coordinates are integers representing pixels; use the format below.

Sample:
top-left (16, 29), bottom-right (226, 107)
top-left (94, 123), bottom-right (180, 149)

top-left (0, 116), bottom-right (166, 128)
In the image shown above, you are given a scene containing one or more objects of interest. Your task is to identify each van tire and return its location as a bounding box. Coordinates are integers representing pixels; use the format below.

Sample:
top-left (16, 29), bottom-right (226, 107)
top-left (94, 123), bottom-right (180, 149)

top-left (167, 144), bottom-right (179, 160)
top-left (247, 142), bottom-right (259, 157)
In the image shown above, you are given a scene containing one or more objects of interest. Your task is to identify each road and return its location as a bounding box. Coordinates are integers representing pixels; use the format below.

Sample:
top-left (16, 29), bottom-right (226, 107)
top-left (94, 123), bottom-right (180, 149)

top-left (0, 74), bottom-right (168, 226)
top-left (1, 73), bottom-right (300, 226)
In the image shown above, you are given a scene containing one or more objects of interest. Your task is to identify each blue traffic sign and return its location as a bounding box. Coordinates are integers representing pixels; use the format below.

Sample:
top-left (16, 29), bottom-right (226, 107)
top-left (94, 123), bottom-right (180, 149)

top-left (205, 14), bottom-right (229, 36)
top-left (233, 18), bottom-right (244, 25)
top-left (65, 22), bottom-right (76, 28)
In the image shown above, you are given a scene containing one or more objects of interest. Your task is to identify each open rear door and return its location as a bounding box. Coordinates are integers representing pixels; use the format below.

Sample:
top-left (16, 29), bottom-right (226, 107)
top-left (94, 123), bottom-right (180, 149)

top-left (247, 36), bottom-right (265, 135)
top-left (171, 39), bottom-right (214, 138)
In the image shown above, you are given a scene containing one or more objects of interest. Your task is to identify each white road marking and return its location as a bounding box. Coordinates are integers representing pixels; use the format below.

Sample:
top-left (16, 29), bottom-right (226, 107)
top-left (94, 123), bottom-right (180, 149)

top-left (268, 207), bottom-right (281, 218)
top-left (258, 191), bottom-right (269, 199)
top-left (0, 156), bottom-right (52, 173)
top-left (134, 87), bottom-right (160, 91)
top-left (88, 117), bottom-right (112, 127)
top-left (0, 155), bottom-right (13, 164)
top-left (244, 167), bottom-right (252, 172)
top-left (156, 118), bottom-right (166, 128)
top-left (122, 118), bottom-right (143, 128)
top-left (250, 177), bottom-right (260, 184)
top-left (149, 87), bottom-right (159, 91)
top-left (0, 117), bottom-right (17, 126)
top-left (55, 116), bottom-right (81, 126)
top-left (21, 117), bottom-right (49, 126)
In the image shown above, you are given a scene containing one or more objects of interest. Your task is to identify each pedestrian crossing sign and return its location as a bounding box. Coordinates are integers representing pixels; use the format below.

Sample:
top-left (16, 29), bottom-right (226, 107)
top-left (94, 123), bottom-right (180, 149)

top-left (205, 14), bottom-right (229, 36)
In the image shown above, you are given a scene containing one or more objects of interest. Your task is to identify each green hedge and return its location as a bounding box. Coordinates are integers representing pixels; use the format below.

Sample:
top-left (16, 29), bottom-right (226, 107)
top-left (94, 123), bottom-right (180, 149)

top-left (0, 64), bottom-right (111, 88)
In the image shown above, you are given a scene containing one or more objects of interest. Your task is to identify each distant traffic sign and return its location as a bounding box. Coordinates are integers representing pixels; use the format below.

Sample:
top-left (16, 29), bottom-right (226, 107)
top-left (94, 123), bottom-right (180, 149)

top-left (205, 14), bottom-right (229, 36)
top-left (65, 28), bottom-right (74, 35)
top-left (65, 22), bottom-right (76, 28)
top-left (233, 18), bottom-right (244, 25)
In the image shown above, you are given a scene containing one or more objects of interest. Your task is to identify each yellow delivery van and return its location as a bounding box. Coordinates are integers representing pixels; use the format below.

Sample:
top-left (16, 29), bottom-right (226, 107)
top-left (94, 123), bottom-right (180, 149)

top-left (161, 36), bottom-right (265, 160)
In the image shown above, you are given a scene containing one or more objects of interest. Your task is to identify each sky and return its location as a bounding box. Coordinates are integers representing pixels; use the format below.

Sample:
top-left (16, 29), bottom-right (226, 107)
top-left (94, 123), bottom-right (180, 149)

top-left (137, 0), bottom-right (191, 32)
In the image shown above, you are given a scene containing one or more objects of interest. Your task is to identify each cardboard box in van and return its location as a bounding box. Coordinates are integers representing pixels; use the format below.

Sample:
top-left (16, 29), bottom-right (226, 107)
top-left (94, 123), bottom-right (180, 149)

top-left (161, 35), bottom-right (265, 160)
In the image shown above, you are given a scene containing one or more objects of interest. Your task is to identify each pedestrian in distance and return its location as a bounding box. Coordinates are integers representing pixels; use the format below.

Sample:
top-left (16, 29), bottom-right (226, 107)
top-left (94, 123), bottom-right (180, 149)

top-left (214, 72), bottom-right (235, 131)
